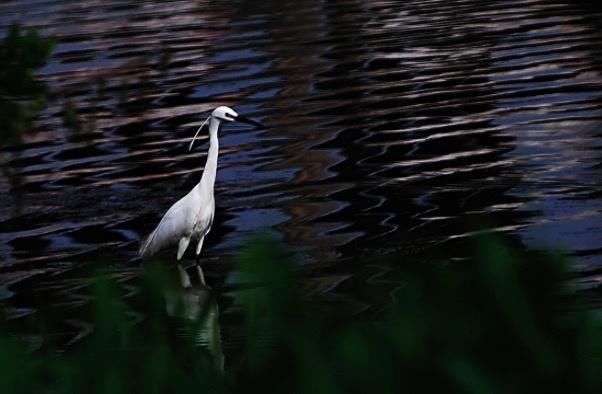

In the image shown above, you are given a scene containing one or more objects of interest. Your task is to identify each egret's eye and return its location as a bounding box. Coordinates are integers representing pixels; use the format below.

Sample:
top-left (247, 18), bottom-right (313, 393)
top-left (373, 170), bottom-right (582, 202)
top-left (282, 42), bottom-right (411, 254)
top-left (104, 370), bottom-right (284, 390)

top-left (224, 113), bottom-right (235, 119)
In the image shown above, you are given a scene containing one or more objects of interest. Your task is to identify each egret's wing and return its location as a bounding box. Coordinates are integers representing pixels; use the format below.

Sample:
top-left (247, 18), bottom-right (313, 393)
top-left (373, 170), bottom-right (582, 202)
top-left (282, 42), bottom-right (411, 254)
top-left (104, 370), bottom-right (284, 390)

top-left (139, 196), bottom-right (195, 259)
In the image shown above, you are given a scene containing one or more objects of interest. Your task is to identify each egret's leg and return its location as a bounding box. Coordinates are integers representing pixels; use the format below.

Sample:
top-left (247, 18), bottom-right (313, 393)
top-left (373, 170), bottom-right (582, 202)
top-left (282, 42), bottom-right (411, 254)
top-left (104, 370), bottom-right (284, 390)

top-left (194, 237), bottom-right (206, 285)
top-left (177, 236), bottom-right (191, 260)
top-left (195, 264), bottom-right (206, 286)
top-left (177, 264), bottom-right (192, 288)
top-left (196, 236), bottom-right (205, 256)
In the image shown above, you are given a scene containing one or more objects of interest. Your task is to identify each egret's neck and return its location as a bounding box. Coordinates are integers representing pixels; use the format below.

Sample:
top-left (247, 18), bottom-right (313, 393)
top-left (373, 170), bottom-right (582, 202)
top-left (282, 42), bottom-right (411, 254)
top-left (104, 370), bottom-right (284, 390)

top-left (200, 118), bottom-right (220, 190)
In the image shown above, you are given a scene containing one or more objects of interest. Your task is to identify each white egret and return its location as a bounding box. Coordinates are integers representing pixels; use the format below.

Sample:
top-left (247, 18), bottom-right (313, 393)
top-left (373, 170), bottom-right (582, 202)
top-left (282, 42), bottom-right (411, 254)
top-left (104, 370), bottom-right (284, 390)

top-left (139, 106), bottom-right (264, 263)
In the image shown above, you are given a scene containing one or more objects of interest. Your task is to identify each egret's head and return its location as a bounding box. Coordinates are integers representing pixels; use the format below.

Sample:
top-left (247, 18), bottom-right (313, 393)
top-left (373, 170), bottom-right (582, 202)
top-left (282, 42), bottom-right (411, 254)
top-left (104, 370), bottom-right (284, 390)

top-left (189, 106), bottom-right (265, 151)
top-left (212, 106), bottom-right (238, 122)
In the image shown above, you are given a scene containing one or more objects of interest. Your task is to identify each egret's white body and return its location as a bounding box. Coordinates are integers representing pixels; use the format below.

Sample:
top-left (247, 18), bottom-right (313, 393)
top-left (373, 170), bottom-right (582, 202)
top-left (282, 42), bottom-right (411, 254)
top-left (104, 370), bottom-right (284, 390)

top-left (139, 106), bottom-right (262, 261)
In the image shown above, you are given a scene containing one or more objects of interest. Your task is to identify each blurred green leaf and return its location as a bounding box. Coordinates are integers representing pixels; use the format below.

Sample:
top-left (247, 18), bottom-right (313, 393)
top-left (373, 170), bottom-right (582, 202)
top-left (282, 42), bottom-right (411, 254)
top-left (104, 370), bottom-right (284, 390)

top-left (0, 236), bottom-right (601, 394)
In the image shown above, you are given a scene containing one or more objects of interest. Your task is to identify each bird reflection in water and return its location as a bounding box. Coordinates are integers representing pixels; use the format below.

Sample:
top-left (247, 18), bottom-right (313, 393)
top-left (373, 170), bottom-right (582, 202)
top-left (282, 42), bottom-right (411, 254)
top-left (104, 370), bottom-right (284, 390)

top-left (163, 264), bottom-right (224, 371)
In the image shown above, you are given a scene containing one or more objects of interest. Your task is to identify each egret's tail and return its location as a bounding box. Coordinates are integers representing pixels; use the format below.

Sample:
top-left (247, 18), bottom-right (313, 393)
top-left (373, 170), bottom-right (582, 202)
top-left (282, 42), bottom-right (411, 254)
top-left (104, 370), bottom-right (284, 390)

top-left (138, 231), bottom-right (156, 260)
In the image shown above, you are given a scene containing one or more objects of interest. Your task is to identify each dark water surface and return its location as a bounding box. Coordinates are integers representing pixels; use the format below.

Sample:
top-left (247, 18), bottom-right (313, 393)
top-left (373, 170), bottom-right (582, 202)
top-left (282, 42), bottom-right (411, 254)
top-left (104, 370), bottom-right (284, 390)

top-left (1, 0), bottom-right (602, 346)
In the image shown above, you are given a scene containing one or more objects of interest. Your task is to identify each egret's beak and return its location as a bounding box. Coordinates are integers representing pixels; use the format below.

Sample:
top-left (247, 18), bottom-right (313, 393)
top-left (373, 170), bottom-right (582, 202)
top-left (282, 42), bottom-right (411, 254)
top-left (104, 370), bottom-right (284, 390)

top-left (234, 115), bottom-right (264, 129)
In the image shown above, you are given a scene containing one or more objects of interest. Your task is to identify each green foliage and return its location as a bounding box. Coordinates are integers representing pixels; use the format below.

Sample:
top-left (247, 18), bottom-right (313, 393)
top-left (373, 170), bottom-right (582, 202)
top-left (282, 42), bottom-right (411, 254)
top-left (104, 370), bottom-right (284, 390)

top-left (1, 266), bottom-right (223, 394)
top-left (234, 236), bottom-right (602, 394)
top-left (0, 23), bottom-right (54, 145)
top-left (0, 237), bottom-right (601, 393)
top-left (0, 24), bottom-right (54, 95)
